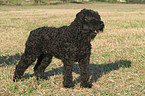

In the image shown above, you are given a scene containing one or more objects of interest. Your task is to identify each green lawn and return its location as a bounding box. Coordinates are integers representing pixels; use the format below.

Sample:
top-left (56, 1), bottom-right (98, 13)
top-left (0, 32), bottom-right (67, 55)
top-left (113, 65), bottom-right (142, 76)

top-left (0, 3), bottom-right (145, 95)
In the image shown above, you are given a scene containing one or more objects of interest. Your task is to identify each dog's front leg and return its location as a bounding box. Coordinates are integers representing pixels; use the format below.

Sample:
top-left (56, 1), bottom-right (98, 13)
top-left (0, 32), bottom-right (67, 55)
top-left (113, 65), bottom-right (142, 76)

top-left (62, 59), bottom-right (74, 88)
top-left (79, 55), bottom-right (92, 88)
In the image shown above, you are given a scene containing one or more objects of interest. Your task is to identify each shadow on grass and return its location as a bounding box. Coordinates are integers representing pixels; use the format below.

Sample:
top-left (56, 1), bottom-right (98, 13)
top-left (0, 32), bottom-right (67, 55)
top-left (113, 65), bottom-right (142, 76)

top-left (24, 60), bottom-right (131, 84)
top-left (0, 54), bottom-right (131, 84)
top-left (0, 53), bottom-right (21, 67)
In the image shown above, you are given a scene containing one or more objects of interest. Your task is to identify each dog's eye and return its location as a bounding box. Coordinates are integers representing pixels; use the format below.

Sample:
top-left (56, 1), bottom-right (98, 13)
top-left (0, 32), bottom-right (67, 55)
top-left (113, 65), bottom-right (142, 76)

top-left (84, 18), bottom-right (89, 22)
top-left (90, 20), bottom-right (98, 24)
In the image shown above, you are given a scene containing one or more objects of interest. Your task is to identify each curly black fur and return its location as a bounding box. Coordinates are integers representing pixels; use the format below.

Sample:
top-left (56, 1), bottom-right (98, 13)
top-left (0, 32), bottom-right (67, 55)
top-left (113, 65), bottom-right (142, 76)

top-left (13, 9), bottom-right (104, 88)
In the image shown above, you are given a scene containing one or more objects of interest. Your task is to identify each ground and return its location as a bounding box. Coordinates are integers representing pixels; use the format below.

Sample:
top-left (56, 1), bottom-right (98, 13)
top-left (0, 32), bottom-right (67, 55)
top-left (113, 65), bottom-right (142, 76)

top-left (0, 3), bottom-right (145, 95)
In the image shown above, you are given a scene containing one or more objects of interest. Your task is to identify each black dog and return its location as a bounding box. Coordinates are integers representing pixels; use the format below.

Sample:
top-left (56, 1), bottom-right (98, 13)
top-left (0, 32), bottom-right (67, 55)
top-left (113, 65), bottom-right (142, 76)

top-left (13, 9), bottom-right (104, 88)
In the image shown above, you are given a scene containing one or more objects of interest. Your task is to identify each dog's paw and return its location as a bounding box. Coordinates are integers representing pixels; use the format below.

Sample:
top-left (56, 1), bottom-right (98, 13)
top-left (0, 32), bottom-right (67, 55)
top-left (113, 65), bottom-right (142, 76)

top-left (80, 82), bottom-right (92, 88)
top-left (13, 76), bottom-right (22, 82)
top-left (63, 82), bottom-right (74, 88)
top-left (36, 76), bottom-right (49, 81)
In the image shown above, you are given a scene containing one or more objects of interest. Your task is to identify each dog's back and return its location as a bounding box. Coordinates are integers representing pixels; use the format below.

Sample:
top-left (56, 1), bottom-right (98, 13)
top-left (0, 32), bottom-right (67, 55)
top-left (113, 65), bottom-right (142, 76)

top-left (25, 26), bottom-right (73, 57)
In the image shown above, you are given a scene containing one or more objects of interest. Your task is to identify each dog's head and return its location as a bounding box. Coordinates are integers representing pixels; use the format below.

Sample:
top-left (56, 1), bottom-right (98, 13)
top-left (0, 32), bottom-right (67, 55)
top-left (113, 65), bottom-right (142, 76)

top-left (76, 9), bottom-right (105, 39)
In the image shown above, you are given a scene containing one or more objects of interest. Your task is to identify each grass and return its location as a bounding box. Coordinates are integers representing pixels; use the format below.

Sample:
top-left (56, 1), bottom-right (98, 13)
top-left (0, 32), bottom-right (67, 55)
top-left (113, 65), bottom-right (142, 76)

top-left (0, 3), bottom-right (145, 95)
top-left (0, 0), bottom-right (93, 6)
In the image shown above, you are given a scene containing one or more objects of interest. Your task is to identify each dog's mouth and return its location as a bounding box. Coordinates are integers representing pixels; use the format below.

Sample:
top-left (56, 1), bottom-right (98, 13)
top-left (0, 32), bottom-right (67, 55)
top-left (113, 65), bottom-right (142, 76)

top-left (94, 30), bottom-right (100, 35)
top-left (93, 24), bottom-right (104, 35)
top-left (90, 30), bottom-right (98, 39)
top-left (91, 30), bottom-right (100, 36)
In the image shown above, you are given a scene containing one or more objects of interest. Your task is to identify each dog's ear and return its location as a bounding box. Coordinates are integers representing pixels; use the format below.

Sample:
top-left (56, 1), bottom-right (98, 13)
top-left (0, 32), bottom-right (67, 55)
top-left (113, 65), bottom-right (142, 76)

top-left (76, 9), bottom-right (89, 31)
top-left (83, 23), bottom-right (89, 31)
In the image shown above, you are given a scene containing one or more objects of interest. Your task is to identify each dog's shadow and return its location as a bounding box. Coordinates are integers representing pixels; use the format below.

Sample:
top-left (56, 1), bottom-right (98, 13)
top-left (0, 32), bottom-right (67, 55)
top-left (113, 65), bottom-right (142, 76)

top-left (0, 54), bottom-right (131, 84)
top-left (24, 60), bottom-right (131, 84)
top-left (0, 53), bottom-right (21, 67)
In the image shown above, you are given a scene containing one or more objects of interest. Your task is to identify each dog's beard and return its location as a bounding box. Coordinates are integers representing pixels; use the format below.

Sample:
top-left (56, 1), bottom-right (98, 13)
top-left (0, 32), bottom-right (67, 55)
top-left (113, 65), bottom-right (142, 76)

top-left (90, 31), bottom-right (97, 39)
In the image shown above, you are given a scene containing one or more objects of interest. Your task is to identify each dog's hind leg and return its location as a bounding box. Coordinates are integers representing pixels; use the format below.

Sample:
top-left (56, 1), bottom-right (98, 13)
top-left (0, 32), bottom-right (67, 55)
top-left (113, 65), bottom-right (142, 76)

top-left (34, 54), bottom-right (53, 80)
top-left (13, 53), bottom-right (37, 82)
